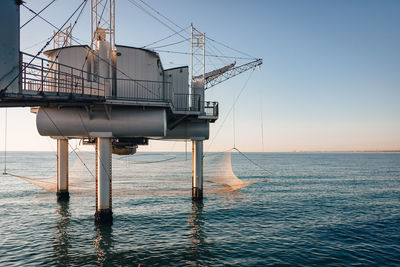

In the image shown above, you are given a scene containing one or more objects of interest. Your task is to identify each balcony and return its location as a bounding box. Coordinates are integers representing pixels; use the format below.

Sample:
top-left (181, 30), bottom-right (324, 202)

top-left (1, 52), bottom-right (219, 121)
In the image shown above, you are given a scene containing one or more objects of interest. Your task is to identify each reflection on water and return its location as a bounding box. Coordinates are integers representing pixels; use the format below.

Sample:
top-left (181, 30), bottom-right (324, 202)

top-left (94, 224), bottom-right (114, 265)
top-left (188, 200), bottom-right (206, 261)
top-left (53, 200), bottom-right (71, 265)
top-left (2, 153), bottom-right (400, 266)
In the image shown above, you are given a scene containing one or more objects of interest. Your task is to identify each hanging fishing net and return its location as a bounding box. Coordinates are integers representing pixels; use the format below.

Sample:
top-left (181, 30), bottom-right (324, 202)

top-left (6, 148), bottom-right (258, 195)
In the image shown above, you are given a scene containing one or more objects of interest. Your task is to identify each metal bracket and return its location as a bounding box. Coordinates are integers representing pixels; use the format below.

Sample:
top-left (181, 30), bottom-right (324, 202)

top-left (104, 104), bottom-right (112, 120)
top-left (83, 105), bottom-right (93, 120)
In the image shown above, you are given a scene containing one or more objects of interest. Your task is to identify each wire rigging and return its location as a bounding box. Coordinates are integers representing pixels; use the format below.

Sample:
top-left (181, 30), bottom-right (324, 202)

top-left (126, 0), bottom-right (188, 42)
top-left (259, 80), bottom-right (265, 168)
top-left (127, 0), bottom-right (257, 74)
top-left (151, 49), bottom-right (254, 60)
top-left (142, 26), bottom-right (189, 48)
top-left (137, 0), bottom-right (185, 31)
top-left (205, 36), bottom-right (257, 60)
top-left (21, 1), bottom-right (158, 98)
top-left (147, 38), bottom-right (189, 50)
top-left (1, 0), bottom-right (88, 94)
top-left (43, 0), bottom-right (89, 80)
top-left (41, 109), bottom-right (96, 178)
top-left (20, 0), bottom-right (58, 29)
top-left (3, 109), bottom-right (7, 175)
top-left (233, 93), bottom-right (236, 148)
top-left (22, 36), bottom-right (52, 51)
top-left (205, 69), bottom-right (255, 156)
top-left (233, 148), bottom-right (273, 175)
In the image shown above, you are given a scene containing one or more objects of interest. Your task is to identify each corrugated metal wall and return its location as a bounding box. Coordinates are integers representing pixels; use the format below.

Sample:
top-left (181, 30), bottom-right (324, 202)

top-left (165, 66), bottom-right (189, 110)
top-left (165, 66), bottom-right (189, 94)
top-left (45, 46), bottom-right (91, 77)
top-left (116, 46), bottom-right (163, 81)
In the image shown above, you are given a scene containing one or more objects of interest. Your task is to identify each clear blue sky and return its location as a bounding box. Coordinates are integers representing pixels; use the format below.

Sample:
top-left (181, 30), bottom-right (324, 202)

top-left (1, 0), bottom-right (399, 152)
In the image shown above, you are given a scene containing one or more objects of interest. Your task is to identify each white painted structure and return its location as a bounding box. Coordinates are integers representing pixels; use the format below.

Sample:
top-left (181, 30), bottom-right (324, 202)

top-left (96, 138), bottom-right (112, 210)
top-left (192, 140), bottom-right (204, 200)
top-left (57, 139), bottom-right (69, 200)
top-left (0, 0), bottom-right (226, 223)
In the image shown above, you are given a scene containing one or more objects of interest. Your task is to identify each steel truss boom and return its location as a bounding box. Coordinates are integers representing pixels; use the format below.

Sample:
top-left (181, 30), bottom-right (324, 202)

top-left (204, 58), bottom-right (262, 90)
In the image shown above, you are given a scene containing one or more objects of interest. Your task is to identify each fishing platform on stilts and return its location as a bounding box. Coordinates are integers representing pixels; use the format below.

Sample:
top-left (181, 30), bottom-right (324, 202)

top-left (0, 0), bottom-right (262, 223)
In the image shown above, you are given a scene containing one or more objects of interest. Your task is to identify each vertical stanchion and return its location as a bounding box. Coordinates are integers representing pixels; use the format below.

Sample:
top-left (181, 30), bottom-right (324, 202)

top-left (192, 139), bottom-right (203, 200)
top-left (95, 137), bottom-right (113, 224)
top-left (3, 109), bottom-right (7, 175)
top-left (57, 139), bottom-right (69, 200)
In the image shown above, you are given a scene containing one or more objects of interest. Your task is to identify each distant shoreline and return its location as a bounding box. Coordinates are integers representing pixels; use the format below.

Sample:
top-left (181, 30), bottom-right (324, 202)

top-left (289, 151), bottom-right (400, 153)
top-left (1, 150), bottom-right (400, 153)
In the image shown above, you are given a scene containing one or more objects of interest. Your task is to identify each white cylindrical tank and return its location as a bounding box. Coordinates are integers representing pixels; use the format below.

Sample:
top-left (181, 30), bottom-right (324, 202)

top-left (36, 106), bottom-right (167, 138)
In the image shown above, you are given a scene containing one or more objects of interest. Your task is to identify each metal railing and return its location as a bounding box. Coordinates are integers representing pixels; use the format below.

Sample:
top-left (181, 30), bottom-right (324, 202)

top-left (21, 52), bottom-right (105, 97)
top-left (110, 78), bottom-right (172, 102)
top-left (173, 93), bottom-right (201, 111)
top-left (17, 53), bottom-right (219, 117)
top-left (204, 101), bottom-right (219, 117)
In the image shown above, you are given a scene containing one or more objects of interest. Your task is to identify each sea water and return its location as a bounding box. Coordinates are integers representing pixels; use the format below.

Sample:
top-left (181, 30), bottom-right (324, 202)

top-left (0, 152), bottom-right (399, 266)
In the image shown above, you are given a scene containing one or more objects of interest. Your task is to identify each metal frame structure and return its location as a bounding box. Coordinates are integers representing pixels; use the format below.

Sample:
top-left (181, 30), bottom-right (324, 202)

top-left (190, 24), bottom-right (205, 89)
top-left (204, 59), bottom-right (263, 90)
top-left (53, 24), bottom-right (72, 49)
top-left (91, 0), bottom-right (115, 51)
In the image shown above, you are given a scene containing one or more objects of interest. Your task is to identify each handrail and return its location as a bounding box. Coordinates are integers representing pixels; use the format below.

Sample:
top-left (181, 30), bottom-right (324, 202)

top-left (22, 52), bottom-right (96, 78)
top-left (18, 52), bottom-right (219, 116)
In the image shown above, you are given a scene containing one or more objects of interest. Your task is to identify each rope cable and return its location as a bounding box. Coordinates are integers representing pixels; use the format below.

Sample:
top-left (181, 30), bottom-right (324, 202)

top-left (20, 0), bottom-right (58, 29)
top-left (137, 0), bottom-right (186, 31)
top-left (22, 36), bottom-right (53, 51)
top-left (3, 109), bottom-right (7, 175)
top-left (205, 68), bottom-right (255, 156)
top-left (206, 36), bottom-right (257, 60)
top-left (260, 81), bottom-right (265, 168)
top-left (152, 49), bottom-right (254, 60)
top-left (233, 147), bottom-right (273, 176)
top-left (21, 1), bottom-right (159, 99)
top-left (1, 0), bottom-right (88, 94)
top-left (127, 0), bottom-right (188, 42)
top-left (41, 108), bottom-right (95, 178)
top-left (233, 93), bottom-right (236, 148)
top-left (148, 38), bottom-right (189, 50)
top-left (142, 26), bottom-right (189, 48)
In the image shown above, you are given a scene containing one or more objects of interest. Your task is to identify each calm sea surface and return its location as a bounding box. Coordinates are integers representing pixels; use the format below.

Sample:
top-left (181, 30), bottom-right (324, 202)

top-left (0, 152), bottom-right (399, 266)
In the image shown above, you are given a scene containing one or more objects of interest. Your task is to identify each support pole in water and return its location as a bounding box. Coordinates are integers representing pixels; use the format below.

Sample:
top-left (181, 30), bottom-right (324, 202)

top-left (192, 139), bottom-right (204, 200)
top-left (95, 137), bottom-right (113, 223)
top-left (57, 139), bottom-right (69, 200)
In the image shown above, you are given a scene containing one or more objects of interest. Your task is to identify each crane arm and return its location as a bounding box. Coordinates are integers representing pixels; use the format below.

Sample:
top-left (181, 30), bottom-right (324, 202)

top-left (203, 58), bottom-right (262, 90)
top-left (192, 61), bottom-right (236, 84)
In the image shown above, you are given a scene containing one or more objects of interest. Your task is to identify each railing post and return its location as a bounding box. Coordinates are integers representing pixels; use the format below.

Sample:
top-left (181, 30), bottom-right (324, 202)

top-left (90, 76), bottom-right (92, 96)
top-left (57, 67), bottom-right (60, 95)
top-left (41, 58), bottom-right (44, 92)
top-left (70, 67), bottom-right (73, 94)
top-left (23, 63), bottom-right (26, 91)
top-left (81, 70), bottom-right (84, 95)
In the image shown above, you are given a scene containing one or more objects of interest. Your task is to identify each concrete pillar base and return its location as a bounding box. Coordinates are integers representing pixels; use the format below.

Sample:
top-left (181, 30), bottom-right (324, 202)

top-left (192, 187), bottom-right (203, 200)
top-left (56, 191), bottom-right (70, 201)
top-left (95, 209), bottom-right (113, 224)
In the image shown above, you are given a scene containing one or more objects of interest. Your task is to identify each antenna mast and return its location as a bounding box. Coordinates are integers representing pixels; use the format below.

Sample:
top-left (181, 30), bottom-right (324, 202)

top-left (190, 24), bottom-right (205, 112)
top-left (91, 0), bottom-right (115, 51)
top-left (191, 24), bottom-right (205, 88)
top-left (53, 24), bottom-right (72, 49)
